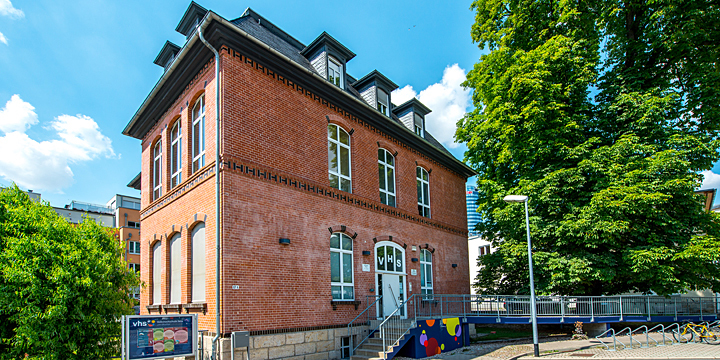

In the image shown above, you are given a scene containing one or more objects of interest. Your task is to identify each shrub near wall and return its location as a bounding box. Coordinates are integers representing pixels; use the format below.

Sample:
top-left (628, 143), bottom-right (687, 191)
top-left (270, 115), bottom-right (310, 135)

top-left (0, 185), bottom-right (140, 359)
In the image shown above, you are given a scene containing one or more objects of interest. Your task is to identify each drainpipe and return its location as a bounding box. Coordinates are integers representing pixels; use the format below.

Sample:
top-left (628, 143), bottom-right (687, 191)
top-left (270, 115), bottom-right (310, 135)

top-left (198, 25), bottom-right (222, 360)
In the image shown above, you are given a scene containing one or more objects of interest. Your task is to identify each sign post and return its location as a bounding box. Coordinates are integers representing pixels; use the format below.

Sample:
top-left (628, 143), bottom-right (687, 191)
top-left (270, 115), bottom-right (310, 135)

top-left (122, 314), bottom-right (198, 360)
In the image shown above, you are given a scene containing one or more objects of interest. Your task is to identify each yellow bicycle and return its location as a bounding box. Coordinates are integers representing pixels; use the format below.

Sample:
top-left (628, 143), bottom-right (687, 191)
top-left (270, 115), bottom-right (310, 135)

top-left (672, 322), bottom-right (720, 344)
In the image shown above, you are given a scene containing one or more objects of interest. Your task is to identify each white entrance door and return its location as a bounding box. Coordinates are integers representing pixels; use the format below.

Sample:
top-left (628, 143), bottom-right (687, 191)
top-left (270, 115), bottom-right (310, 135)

top-left (382, 274), bottom-right (401, 316)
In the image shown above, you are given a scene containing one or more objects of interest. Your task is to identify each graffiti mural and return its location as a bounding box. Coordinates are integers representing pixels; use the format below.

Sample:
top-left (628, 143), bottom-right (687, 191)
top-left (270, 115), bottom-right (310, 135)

top-left (413, 318), bottom-right (463, 357)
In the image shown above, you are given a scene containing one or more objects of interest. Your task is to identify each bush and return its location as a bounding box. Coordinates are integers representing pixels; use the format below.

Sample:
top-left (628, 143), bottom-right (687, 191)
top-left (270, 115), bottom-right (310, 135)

top-left (0, 185), bottom-right (140, 359)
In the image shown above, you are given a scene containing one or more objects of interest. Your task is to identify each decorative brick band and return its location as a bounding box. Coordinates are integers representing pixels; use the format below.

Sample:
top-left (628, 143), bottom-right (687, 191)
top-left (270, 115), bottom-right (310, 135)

top-left (328, 225), bottom-right (358, 239)
top-left (220, 44), bottom-right (463, 179)
top-left (221, 156), bottom-right (467, 236)
top-left (141, 164), bottom-right (216, 218)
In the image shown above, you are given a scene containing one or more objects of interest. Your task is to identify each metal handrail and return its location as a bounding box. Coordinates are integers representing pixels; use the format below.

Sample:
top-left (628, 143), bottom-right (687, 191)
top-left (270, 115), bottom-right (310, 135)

top-left (348, 295), bottom-right (382, 356)
top-left (379, 294), bottom-right (417, 359)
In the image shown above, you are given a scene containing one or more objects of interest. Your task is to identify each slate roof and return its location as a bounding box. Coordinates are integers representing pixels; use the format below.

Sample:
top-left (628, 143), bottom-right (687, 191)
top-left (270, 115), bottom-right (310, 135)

top-left (228, 9), bottom-right (453, 156)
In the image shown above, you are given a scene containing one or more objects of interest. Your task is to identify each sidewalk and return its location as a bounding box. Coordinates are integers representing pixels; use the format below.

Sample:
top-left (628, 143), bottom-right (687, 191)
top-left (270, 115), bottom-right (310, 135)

top-left (397, 334), bottom-right (720, 359)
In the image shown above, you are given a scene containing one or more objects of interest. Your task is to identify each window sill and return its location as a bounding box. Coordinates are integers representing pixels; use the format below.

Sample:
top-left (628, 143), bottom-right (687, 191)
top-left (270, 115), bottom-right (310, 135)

top-left (162, 303), bottom-right (183, 314)
top-left (331, 300), bottom-right (361, 311)
top-left (146, 304), bottom-right (162, 313)
top-left (183, 302), bottom-right (208, 315)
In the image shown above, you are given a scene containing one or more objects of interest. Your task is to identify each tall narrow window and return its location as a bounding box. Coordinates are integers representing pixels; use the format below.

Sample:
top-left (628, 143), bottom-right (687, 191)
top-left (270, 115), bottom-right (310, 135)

top-left (330, 233), bottom-right (354, 300)
top-left (417, 167), bottom-right (430, 217)
top-left (192, 96), bottom-right (206, 173)
top-left (152, 242), bottom-right (162, 305)
top-left (378, 149), bottom-right (396, 207)
top-left (414, 113), bottom-right (424, 137)
top-left (328, 57), bottom-right (343, 89)
top-left (170, 121), bottom-right (182, 188)
top-left (328, 124), bottom-right (351, 192)
top-left (153, 141), bottom-right (162, 200)
top-left (169, 233), bottom-right (181, 304)
top-left (420, 249), bottom-right (433, 297)
top-left (377, 89), bottom-right (389, 116)
top-left (191, 223), bottom-right (206, 302)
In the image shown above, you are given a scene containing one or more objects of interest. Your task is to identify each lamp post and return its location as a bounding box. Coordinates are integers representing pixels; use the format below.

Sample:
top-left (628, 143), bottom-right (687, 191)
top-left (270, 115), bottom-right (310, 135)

top-left (503, 195), bottom-right (539, 357)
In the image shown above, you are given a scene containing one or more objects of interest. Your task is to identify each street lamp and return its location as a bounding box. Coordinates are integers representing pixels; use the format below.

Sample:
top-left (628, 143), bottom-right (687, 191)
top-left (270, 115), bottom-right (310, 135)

top-left (503, 194), bottom-right (539, 357)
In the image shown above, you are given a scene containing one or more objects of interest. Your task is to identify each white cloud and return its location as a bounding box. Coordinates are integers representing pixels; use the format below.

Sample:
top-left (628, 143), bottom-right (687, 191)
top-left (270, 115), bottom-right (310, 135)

top-left (0, 95), bottom-right (115, 193)
top-left (0, 0), bottom-right (24, 18)
top-left (391, 64), bottom-right (471, 149)
top-left (0, 31), bottom-right (6, 45)
top-left (700, 170), bottom-right (720, 192)
top-left (0, 94), bottom-right (38, 132)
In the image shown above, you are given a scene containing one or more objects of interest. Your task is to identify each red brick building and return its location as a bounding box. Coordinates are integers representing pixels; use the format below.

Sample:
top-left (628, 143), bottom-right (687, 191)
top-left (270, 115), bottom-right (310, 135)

top-left (123, 3), bottom-right (474, 359)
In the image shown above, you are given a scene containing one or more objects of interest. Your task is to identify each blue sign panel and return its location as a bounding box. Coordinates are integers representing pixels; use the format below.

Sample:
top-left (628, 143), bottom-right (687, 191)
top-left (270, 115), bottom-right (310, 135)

top-left (125, 315), bottom-right (196, 360)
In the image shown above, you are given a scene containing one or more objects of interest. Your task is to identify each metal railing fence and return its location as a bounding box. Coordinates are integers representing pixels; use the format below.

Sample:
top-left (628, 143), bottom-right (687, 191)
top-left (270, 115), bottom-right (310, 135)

top-left (348, 295), bottom-right (382, 357)
top-left (414, 294), bottom-right (719, 320)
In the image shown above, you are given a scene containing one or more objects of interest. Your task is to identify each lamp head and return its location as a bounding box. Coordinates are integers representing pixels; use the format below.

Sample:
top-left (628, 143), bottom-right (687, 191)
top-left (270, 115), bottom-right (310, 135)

top-left (503, 195), bottom-right (528, 203)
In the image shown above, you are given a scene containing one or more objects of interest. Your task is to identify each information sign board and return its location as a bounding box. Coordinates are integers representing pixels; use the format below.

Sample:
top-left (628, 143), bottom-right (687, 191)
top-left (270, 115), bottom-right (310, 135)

top-left (123, 314), bottom-right (197, 360)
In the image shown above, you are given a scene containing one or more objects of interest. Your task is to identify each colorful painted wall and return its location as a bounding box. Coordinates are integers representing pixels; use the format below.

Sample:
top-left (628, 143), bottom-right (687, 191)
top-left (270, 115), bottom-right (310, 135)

top-left (399, 317), bottom-right (468, 358)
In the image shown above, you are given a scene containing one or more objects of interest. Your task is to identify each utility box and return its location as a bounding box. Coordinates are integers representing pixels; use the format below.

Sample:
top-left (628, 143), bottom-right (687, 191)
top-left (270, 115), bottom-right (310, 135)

top-left (231, 331), bottom-right (250, 348)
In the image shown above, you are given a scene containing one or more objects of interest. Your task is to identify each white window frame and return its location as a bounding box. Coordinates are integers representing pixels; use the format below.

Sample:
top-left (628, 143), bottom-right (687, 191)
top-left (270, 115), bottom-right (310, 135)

top-left (169, 233), bottom-right (181, 304)
top-left (129, 263), bottom-right (140, 273)
top-left (420, 249), bottom-right (433, 297)
top-left (378, 149), bottom-right (396, 207)
top-left (330, 233), bottom-right (354, 300)
top-left (192, 96), bottom-right (206, 173)
top-left (191, 223), bottom-right (206, 302)
top-left (129, 241), bottom-right (141, 255)
top-left (414, 113), bottom-right (424, 137)
top-left (328, 57), bottom-right (344, 89)
top-left (377, 89), bottom-right (389, 116)
top-left (152, 242), bottom-right (162, 305)
top-left (152, 141), bottom-right (162, 200)
top-left (340, 336), bottom-right (351, 358)
top-left (170, 121), bottom-right (182, 188)
top-left (328, 124), bottom-right (352, 193)
top-left (417, 167), bottom-right (430, 218)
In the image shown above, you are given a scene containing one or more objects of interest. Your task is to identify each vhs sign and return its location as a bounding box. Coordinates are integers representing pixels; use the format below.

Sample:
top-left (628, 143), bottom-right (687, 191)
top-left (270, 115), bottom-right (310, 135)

top-left (122, 314), bottom-right (197, 360)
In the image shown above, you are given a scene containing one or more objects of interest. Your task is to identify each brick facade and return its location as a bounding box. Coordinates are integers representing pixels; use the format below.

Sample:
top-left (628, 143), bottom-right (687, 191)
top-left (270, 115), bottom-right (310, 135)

top-left (127, 4), bottom-right (474, 358)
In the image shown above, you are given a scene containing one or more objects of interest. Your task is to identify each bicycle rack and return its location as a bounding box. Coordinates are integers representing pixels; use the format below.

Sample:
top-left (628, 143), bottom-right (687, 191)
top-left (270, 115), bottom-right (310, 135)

top-left (615, 327), bottom-right (633, 349)
top-left (667, 322), bottom-right (691, 344)
top-left (595, 328), bottom-right (623, 351)
top-left (628, 325), bottom-right (645, 348)
top-left (646, 324), bottom-right (665, 347)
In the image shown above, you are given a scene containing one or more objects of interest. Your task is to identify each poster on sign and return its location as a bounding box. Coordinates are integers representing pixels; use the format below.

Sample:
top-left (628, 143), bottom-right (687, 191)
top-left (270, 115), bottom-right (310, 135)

top-left (122, 314), bottom-right (197, 360)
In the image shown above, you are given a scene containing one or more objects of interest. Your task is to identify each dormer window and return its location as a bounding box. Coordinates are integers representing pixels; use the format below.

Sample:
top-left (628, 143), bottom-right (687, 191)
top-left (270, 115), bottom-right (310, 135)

top-left (414, 113), bottom-right (424, 137)
top-left (328, 57), bottom-right (343, 89)
top-left (377, 89), bottom-right (389, 116)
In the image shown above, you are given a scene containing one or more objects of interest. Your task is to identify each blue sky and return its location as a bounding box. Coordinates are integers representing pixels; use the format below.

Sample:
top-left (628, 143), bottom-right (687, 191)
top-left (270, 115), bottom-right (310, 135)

top-left (1, 0), bottom-right (719, 208)
top-left (0, 0), bottom-right (482, 208)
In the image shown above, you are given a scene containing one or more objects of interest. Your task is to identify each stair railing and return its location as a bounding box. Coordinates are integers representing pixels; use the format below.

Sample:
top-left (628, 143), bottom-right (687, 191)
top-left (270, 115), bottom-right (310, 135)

top-left (348, 295), bottom-right (382, 357)
top-left (379, 294), bottom-right (417, 360)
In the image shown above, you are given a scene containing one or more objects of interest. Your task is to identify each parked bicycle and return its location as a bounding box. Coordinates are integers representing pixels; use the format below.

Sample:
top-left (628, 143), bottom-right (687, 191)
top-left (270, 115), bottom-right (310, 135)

top-left (672, 321), bottom-right (720, 344)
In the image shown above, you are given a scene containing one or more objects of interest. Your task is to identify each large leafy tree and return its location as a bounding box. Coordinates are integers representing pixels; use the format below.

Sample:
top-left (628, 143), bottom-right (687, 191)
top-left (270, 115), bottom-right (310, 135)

top-left (458, 0), bottom-right (720, 296)
top-left (0, 185), bottom-right (139, 359)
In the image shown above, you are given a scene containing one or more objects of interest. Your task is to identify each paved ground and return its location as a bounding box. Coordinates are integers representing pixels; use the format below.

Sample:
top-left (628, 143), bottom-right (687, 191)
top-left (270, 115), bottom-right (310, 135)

top-left (396, 333), bottom-right (720, 360)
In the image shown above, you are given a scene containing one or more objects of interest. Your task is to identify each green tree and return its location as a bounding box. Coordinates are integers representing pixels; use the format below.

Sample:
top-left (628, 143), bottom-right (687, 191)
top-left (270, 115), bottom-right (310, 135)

top-left (458, 0), bottom-right (720, 296)
top-left (0, 185), bottom-right (140, 359)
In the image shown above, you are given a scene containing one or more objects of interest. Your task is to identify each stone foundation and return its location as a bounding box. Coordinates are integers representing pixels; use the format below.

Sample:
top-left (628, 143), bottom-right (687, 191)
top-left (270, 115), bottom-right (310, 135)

top-left (198, 327), bottom-right (367, 360)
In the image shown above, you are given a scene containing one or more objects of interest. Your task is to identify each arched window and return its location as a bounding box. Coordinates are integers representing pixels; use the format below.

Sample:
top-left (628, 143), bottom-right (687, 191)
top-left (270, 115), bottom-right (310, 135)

top-left (378, 149), bottom-right (396, 207)
top-left (192, 95), bottom-right (206, 173)
top-left (169, 233), bottom-right (181, 304)
top-left (152, 141), bottom-right (162, 200)
top-left (420, 249), bottom-right (433, 297)
top-left (170, 121), bottom-right (182, 188)
top-left (152, 242), bottom-right (162, 305)
top-left (416, 167), bottom-right (430, 217)
top-left (328, 124), bottom-right (351, 192)
top-left (191, 223), bottom-right (206, 302)
top-left (330, 233), bottom-right (354, 300)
